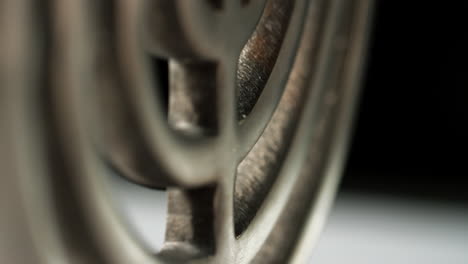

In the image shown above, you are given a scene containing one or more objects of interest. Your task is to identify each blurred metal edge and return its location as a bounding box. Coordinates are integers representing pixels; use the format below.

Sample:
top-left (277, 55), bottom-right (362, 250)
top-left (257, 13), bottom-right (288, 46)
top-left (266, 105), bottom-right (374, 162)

top-left (290, 1), bottom-right (376, 263)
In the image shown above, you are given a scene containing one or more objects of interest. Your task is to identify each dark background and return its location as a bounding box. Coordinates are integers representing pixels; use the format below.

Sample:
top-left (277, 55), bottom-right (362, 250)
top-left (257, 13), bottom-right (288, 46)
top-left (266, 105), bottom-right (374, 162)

top-left (342, 1), bottom-right (468, 202)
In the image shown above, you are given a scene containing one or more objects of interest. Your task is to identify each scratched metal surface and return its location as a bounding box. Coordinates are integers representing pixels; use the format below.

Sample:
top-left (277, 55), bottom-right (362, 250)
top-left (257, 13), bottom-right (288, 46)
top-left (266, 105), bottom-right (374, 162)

top-left (0, 0), bottom-right (373, 263)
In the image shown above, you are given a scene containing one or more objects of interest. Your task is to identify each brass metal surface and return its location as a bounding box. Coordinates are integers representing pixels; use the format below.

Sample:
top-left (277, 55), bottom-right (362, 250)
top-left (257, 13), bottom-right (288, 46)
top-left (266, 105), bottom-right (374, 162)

top-left (0, 0), bottom-right (374, 263)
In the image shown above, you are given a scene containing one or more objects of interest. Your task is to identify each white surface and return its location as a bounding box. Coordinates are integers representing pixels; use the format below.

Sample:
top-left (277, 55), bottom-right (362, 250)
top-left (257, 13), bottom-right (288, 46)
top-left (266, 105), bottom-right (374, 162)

top-left (111, 174), bottom-right (167, 252)
top-left (309, 193), bottom-right (468, 264)
top-left (111, 176), bottom-right (468, 263)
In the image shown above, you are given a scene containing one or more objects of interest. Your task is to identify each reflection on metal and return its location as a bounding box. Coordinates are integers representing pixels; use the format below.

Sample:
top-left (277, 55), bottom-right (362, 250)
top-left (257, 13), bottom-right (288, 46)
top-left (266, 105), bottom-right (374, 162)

top-left (0, 0), bottom-right (373, 263)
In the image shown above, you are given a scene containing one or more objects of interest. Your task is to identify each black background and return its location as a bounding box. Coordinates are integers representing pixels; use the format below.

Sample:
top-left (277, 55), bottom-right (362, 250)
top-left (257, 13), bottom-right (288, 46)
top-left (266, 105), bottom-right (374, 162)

top-left (342, 2), bottom-right (468, 202)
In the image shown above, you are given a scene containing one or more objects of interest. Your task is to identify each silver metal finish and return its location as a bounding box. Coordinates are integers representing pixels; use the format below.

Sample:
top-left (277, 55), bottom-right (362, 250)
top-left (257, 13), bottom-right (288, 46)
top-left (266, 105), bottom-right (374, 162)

top-left (0, 0), bottom-right (374, 263)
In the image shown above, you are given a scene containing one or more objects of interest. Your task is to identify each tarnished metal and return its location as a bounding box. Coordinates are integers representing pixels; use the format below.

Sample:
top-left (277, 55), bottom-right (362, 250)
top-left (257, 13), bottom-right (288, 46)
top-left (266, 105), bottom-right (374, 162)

top-left (0, 0), bottom-right (374, 263)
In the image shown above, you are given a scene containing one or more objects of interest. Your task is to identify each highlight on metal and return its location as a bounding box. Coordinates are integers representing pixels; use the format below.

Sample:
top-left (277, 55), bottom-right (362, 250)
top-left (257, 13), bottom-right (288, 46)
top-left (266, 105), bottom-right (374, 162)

top-left (0, 0), bottom-right (373, 263)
